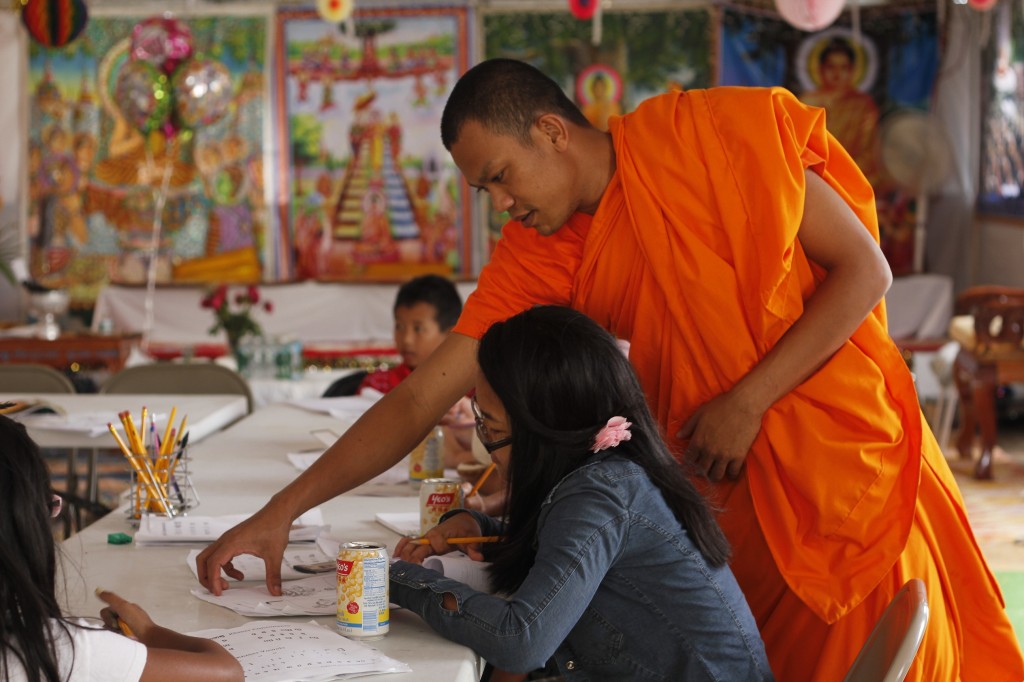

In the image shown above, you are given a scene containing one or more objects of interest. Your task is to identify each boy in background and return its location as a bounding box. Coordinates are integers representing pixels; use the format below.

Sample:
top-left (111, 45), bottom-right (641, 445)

top-left (359, 275), bottom-right (485, 476)
top-left (358, 274), bottom-right (463, 394)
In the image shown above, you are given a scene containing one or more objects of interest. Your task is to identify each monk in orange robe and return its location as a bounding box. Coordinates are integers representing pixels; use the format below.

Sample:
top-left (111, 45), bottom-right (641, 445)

top-left (196, 59), bottom-right (1024, 681)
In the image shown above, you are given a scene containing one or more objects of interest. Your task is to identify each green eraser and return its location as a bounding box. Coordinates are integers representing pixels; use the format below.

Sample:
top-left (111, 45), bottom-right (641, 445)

top-left (107, 532), bottom-right (133, 545)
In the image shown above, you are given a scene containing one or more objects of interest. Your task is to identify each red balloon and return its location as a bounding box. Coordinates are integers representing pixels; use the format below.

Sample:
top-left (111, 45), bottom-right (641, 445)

top-left (569, 0), bottom-right (598, 21)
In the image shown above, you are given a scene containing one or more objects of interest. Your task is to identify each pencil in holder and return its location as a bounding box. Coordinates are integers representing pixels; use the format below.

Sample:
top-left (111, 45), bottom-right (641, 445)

top-left (125, 444), bottom-right (200, 522)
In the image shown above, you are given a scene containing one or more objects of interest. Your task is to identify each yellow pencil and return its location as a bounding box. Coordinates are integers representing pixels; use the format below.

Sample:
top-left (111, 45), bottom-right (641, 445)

top-left (466, 462), bottom-right (496, 499)
top-left (160, 406), bottom-right (177, 457)
top-left (175, 414), bottom-right (188, 447)
top-left (107, 423), bottom-right (133, 459)
top-left (119, 411), bottom-right (143, 455)
top-left (408, 536), bottom-right (501, 545)
top-left (109, 423), bottom-right (171, 515)
top-left (139, 406), bottom-right (148, 453)
top-left (116, 616), bottom-right (135, 638)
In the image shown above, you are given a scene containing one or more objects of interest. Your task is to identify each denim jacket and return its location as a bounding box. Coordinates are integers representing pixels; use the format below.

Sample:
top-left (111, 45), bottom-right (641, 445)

top-left (390, 455), bottom-right (774, 681)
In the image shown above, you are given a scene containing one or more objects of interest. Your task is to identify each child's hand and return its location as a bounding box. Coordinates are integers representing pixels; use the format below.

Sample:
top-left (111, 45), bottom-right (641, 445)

top-left (393, 511), bottom-right (482, 563)
top-left (95, 589), bottom-right (155, 642)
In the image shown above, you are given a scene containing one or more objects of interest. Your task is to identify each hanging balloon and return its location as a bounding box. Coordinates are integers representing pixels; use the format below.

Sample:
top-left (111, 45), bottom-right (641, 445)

top-left (968, 0), bottom-right (998, 11)
top-left (172, 59), bottom-right (234, 129)
top-left (114, 60), bottom-right (172, 135)
top-left (569, 0), bottom-right (598, 20)
top-left (131, 16), bottom-right (194, 75)
top-left (317, 0), bottom-right (354, 23)
top-left (774, 0), bottom-right (845, 32)
top-left (21, 0), bottom-right (88, 48)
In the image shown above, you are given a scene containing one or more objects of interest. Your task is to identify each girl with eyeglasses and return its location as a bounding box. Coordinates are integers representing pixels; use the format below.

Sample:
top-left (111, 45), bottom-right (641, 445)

top-left (390, 306), bottom-right (773, 681)
top-left (0, 414), bottom-right (243, 682)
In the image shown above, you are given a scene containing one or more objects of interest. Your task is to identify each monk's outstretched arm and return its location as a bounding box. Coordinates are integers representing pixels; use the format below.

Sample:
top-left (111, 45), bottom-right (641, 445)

top-left (680, 169), bottom-right (892, 480)
top-left (196, 333), bottom-right (479, 595)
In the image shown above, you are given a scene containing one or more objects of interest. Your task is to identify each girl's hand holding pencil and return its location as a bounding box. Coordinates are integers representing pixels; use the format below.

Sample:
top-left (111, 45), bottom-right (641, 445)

top-left (393, 512), bottom-right (495, 563)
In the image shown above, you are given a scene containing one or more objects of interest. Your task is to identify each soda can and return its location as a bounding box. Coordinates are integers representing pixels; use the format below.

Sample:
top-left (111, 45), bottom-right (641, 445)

top-left (336, 542), bottom-right (389, 639)
top-left (420, 478), bottom-right (464, 534)
top-left (408, 426), bottom-right (444, 483)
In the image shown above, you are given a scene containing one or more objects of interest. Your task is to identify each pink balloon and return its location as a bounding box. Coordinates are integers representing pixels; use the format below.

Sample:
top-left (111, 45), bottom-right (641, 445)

top-left (774, 0), bottom-right (844, 31)
top-left (131, 16), bottom-right (194, 75)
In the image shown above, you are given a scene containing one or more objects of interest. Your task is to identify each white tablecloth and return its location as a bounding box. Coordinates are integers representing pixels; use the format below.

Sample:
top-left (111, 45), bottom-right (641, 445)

top-left (59, 403), bottom-right (481, 681)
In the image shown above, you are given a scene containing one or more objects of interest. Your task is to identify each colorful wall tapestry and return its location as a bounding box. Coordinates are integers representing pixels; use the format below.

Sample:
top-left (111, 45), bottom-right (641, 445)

top-left (27, 12), bottom-right (270, 307)
top-left (275, 6), bottom-right (471, 281)
top-left (720, 5), bottom-right (940, 275)
top-left (979, 1), bottom-right (1024, 218)
top-left (482, 7), bottom-right (713, 251)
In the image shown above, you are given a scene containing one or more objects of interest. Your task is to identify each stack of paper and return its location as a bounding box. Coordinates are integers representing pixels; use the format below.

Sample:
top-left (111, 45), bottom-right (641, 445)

top-left (134, 509), bottom-right (326, 546)
top-left (374, 512), bottom-right (420, 537)
top-left (188, 620), bottom-right (410, 681)
top-left (20, 411), bottom-right (165, 438)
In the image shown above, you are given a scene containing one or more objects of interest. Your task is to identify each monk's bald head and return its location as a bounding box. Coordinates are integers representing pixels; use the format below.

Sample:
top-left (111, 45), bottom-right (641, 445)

top-left (441, 58), bottom-right (591, 150)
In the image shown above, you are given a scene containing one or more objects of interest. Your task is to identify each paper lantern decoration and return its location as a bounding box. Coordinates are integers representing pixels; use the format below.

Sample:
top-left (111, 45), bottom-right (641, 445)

top-left (114, 60), bottom-right (172, 135)
top-left (775, 0), bottom-right (845, 32)
top-left (21, 0), bottom-right (88, 48)
top-left (968, 0), bottom-right (998, 11)
top-left (131, 17), bottom-right (194, 76)
top-left (569, 0), bottom-right (598, 20)
top-left (172, 59), bottom-right (234, 129)
top-left (317, 0), bottom-right (354, 22)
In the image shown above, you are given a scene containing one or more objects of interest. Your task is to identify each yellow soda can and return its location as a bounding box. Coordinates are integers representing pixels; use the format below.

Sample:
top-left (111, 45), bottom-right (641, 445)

top-left (336, 542), bottom-right (389, 639)
top-left (420, 478), bottom-right (464, 534)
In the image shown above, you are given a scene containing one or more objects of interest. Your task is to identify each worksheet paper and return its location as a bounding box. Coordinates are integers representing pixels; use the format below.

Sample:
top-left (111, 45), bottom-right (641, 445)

top-left (191, 573), bottom-right (338, 616)
top-left (187, 620), bottom-right (410, 682)
top-left (422, 552), bottom-right (494, 594)
top-left (134, 508), bottom-right (326, 546)
top-left (186, 547), bottom-right (335, 583)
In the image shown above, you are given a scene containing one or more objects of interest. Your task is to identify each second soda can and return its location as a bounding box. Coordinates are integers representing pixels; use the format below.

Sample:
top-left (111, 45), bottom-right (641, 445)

top-left (420, 478), bottom-right (464, 534)
top-left (336, 542), bottom-right (389, 639)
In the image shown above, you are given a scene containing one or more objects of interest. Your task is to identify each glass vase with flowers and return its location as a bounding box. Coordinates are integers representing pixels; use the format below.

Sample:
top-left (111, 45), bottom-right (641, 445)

top-left (201, 284), bottom-right (273, 374)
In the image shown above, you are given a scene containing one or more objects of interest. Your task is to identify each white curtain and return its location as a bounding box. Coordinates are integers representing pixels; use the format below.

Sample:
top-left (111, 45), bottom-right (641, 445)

top-left (0, 12), bottom-right (27, 321)
top-left (928, 5), bottom-right (983, 293)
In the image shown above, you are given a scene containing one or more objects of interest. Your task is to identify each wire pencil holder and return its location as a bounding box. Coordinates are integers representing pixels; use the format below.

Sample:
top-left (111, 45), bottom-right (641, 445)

top-left (125, 445), bottom-right (200, 523)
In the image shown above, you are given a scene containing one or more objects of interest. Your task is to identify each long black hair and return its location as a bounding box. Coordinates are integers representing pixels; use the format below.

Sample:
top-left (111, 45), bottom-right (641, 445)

top-left (0, 415), bottom-right (68, 682)
top-left (478, 306), bottom-right (730, 595)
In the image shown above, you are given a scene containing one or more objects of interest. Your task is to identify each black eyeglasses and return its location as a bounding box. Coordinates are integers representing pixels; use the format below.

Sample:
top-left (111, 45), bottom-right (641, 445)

top-left (471, 396), bottom-right (512, 454)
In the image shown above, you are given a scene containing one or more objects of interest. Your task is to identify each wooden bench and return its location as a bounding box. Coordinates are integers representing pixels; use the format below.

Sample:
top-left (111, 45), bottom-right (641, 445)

top-left (950, 286), bottom-right (1024, 479)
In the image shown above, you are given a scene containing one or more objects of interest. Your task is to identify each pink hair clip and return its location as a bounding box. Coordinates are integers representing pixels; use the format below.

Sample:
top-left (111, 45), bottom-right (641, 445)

top-left (592, 416), bottom-right (632, 453)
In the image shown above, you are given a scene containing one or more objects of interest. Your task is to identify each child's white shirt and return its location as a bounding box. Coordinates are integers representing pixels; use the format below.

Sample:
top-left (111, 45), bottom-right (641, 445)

top-left (3, 618), bottom-right (147, 682)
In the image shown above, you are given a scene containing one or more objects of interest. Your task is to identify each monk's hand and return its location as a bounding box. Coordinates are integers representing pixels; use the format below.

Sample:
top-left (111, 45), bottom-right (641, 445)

top-left (678, 392), bottom-right (763, 481)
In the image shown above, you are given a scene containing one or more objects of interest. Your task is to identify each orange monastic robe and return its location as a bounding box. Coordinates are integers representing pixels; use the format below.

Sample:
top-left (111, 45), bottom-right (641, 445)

top-left (454, 88), bottom-right (1024, 681)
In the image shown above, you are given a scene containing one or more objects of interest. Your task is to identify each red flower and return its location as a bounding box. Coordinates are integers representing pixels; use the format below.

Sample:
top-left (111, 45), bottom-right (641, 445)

top-left (201, 284), bottom-right (272, 350)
